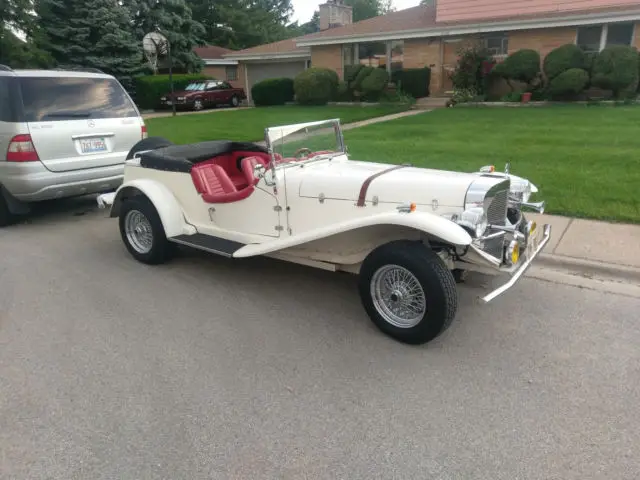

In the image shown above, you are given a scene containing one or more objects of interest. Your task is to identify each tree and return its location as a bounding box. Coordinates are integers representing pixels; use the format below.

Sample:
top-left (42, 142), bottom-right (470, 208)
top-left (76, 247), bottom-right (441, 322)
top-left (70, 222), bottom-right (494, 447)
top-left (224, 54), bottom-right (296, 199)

top-left (1, 0), bottom-right (53, 68)
top-left (133, 0), bottom-right (206, 73)
top-left (345, 0), bottom-right (394, 23)
top-left (189, 0), bottom-right (294, 50)
top-left (35, 0), bottom-right (142, 86)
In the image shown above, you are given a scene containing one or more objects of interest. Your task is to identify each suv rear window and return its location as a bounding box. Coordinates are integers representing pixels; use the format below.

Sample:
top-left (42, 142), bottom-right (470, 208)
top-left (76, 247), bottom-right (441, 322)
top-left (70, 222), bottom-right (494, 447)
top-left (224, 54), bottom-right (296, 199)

top-left (18, 76), bottom-right (138, 122)
top-left (0, 76), bottom-right (22, 122)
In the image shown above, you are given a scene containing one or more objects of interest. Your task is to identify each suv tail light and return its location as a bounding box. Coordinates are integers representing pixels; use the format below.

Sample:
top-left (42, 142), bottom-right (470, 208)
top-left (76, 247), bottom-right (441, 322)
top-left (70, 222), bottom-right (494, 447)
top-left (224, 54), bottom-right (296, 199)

top-left (7, 134), bottom-right (40, 162)
top-left (141, 125), bottom-right (148, 139)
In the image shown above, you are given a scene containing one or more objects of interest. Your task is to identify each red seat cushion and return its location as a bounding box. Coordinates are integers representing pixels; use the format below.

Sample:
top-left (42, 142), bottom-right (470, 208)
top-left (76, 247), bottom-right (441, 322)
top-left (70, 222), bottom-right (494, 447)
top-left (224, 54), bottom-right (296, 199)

top-left (191, 163), bottom-right (254, 204)
top-left (241, 156), bottom-right (262, 186)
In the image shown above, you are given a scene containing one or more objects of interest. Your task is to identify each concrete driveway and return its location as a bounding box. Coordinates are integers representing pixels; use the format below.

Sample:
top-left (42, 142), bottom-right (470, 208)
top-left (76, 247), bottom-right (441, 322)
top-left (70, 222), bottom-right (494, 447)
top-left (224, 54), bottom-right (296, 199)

top-left (1, 198), bottom-right (639, 480)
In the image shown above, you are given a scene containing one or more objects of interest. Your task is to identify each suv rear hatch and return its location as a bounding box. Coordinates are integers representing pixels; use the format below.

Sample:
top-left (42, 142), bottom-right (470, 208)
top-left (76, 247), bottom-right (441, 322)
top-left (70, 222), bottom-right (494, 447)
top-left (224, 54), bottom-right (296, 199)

top-left (18, 75), bottom-right (143, 172)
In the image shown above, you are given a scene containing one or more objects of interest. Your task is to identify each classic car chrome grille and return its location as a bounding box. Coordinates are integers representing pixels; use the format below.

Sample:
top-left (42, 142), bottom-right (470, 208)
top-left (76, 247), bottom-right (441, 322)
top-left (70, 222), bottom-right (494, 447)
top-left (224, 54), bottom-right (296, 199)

top-left (483, 187), bottom-right (509, 259)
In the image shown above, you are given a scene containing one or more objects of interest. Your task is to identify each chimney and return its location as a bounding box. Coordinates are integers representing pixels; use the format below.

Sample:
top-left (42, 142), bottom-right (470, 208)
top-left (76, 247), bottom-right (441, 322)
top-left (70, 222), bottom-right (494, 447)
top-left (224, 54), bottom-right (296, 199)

top-left (319, 0), bottom-right (353, 31)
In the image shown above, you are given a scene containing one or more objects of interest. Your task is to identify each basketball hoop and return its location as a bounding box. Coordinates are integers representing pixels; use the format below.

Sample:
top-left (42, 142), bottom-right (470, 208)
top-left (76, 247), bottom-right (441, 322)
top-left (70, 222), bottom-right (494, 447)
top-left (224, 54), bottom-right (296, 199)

top-left (143, 31), bottom-right (168, 74)
top-left (142, 30), bottom-right (176, 116)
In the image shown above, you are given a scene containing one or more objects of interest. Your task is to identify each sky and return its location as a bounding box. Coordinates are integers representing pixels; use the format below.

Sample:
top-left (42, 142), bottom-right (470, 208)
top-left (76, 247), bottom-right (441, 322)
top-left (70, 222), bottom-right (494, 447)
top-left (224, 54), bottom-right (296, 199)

top-left (291, 0), bottom-right (422, 23)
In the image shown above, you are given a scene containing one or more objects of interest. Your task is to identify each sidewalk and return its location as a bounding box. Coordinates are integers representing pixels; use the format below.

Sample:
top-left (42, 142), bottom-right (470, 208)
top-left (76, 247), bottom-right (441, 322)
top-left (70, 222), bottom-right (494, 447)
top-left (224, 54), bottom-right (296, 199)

top-left (142, 106), bottom-right (253, 120)
top-left (528, 213), bottom-right (640, 282)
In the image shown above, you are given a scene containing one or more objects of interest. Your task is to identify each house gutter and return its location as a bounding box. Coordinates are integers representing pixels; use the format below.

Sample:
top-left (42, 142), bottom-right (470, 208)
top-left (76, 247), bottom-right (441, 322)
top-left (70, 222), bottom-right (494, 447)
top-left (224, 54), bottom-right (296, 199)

top-left (296, 9), bottom-right (640, 46)
top-left (223, 51), bottom-right (311, 62)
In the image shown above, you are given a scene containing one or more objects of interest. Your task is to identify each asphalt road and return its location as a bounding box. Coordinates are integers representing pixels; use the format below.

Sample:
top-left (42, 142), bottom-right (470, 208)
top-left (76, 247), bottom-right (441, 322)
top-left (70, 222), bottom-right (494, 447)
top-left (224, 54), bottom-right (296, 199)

top-left (1, 198), bottom-right (639, 480)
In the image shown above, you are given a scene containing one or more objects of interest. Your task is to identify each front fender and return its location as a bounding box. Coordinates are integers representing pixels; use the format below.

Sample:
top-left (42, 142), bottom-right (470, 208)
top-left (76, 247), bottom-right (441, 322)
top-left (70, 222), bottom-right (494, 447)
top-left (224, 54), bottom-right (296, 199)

top-left (109, 179), bottom-right (192, 238)
top-left (233, 210), bottom-right (472, 258)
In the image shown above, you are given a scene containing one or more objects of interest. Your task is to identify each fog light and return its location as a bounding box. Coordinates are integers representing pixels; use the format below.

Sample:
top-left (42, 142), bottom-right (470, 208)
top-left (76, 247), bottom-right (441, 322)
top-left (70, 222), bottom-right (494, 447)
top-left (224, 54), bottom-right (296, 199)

top-left (528, 221), bottom-right (537, 236)
top-left (506, 240), bottom-right (520, 265)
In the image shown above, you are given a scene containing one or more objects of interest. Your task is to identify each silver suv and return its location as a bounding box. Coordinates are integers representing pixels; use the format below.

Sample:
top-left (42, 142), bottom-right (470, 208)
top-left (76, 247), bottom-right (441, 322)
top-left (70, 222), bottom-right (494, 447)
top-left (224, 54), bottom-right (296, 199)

top-left (0, 65), bottom-right (147, 226)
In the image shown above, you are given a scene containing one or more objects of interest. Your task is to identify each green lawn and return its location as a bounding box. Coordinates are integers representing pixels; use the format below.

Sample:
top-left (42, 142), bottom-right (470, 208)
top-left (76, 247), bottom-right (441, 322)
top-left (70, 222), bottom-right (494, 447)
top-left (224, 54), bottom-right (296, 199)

top-left (343, 106), bottom-right (640, 223)
top-left (146, 105), bottom-right (410, 144)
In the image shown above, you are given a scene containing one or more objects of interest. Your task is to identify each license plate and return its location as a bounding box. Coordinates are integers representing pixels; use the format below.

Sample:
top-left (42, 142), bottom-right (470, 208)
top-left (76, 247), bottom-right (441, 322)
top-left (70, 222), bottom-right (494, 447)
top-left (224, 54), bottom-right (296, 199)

top-left (79, 138), bottom-right (107, 154)
top-left (166, 101), bottom-right (173, 105)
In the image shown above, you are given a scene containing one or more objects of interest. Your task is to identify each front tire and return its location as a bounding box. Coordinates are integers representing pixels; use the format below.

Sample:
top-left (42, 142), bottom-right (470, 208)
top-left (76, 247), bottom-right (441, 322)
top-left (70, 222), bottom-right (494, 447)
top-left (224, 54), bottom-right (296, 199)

top-left (231, 95), bottom-right (240, 107)
top-left (358, 241), bottom-right (458, 345)
top-left (119, 196), bottom-right (174, 265)
top-left (193, 98), bottom-right (204, 111)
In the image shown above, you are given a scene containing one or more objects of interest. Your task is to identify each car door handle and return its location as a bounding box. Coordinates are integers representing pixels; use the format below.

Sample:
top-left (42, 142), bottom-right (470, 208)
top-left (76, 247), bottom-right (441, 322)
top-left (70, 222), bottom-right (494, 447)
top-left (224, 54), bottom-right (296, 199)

top-left (72, 132), bottom-right (115, 140)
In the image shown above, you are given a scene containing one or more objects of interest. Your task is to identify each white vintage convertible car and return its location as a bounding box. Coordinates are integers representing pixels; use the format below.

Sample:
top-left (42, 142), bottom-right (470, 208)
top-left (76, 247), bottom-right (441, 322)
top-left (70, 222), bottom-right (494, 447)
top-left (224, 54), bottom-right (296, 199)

top-left (97, 119), bottom-right (550, 345)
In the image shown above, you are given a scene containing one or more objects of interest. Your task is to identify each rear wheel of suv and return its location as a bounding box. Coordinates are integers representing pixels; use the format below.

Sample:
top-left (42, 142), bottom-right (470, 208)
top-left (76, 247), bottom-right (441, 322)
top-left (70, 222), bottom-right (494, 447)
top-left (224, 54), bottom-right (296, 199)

top-left (0, 194), bottom-right (14, 227)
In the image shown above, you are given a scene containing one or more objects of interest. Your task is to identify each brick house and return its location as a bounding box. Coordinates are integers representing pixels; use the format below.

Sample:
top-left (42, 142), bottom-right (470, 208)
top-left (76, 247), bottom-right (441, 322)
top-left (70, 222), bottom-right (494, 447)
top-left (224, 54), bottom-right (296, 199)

top-left (200, 0), bottom-right (640, 102)
top-left (193, 45), bottom-right (243, 89)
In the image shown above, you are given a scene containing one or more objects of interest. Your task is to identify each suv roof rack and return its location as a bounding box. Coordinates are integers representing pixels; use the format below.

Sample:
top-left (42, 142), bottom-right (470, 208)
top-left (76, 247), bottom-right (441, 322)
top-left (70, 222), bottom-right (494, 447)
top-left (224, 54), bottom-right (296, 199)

top-left (0, 64), bottom-right (13, 72)
top-left (52, 66), bottom-right (105, 74)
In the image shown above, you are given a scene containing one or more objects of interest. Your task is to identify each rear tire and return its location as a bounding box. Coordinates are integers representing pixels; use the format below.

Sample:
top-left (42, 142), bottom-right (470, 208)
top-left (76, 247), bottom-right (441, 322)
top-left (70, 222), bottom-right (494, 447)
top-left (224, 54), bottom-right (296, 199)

top-left (126, 137), bottom-right (173, 160)
top-left (0, 194), bottom-right (13, 227)
top-left (119, 196), bottom-right (174, 265)
top-left (358, 241), bottom-right (458, 345)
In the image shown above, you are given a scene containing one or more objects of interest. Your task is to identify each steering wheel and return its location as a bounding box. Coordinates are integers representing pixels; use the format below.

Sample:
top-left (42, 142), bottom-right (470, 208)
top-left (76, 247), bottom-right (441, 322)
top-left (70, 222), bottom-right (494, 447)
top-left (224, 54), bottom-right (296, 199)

top-left (293, 147), bottom-right (312, 159)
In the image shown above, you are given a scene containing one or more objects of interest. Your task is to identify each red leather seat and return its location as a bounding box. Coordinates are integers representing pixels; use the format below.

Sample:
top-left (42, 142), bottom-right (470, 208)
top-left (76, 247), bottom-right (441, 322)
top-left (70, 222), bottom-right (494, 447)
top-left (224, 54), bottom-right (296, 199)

top-left (241, 156), bottom-right (262, 186)
top-left (191, 163), bottom-right (254, 204)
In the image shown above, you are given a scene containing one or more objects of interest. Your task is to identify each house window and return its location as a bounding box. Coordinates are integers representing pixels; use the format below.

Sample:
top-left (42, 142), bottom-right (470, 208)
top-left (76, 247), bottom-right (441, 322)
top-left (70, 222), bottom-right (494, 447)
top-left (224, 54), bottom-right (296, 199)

top-left (484, 33), bottom-right (508, 56)
top-left (577, 23), bottom-right (635, 52)
top-left (390, 40), bottom-right (404, 72)
top-left (358, 42), bottom-right (387, 68)
top-left (226, 65), bottom-right (238, 81)
top-left (342, 44), bottom-right (355, 67)
top-left (577, 25), bottom-right (602, 52)
top-left (606, 23), bottom-right (635, 47)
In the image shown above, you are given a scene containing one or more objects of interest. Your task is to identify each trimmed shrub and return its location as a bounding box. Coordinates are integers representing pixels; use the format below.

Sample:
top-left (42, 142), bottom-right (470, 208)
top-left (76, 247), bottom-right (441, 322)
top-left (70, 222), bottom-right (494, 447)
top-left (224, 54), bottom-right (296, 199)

top-left (360, 68), bottom-right (390, 100)
top-left (251, 78), bottom-right (294, 106)
top-left (351, 66), bottom-right (375, 91)
top-left (591, 45), bottom-right (640, 98)
top-left (543, 44), bottom-right (586, 80)
top-left (335, 81), bottom-right (353, 101)
top-left (493, 49), bottom-right (541, 86)
top-left (344, 64), bottom-right (364, 84)
top-left (134, 74), bottom-right (211, 109)
top-left (294, 67), bottom-right (339, 105)
top-left (391, 67), bottom-right (431, 98)
top-left (549, 68), bottom-right (590, 99)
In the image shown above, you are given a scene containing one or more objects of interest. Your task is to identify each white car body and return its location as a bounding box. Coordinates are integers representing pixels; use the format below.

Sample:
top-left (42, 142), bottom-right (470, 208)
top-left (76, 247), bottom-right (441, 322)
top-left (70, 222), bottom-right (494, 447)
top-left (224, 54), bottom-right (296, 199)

top-left (98, 119), bottom-right (551, 345)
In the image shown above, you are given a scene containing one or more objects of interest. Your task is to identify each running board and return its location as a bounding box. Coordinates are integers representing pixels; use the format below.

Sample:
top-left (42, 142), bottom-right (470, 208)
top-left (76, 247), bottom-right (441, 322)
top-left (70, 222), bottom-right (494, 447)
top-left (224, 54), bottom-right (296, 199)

top-left (169, 234), bottom-right (245, 258)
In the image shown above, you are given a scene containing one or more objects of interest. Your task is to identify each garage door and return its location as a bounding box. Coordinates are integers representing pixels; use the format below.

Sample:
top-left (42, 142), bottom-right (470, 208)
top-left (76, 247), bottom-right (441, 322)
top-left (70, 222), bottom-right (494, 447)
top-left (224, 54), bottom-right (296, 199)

top-left (247, 61), bottom-right (307, 102)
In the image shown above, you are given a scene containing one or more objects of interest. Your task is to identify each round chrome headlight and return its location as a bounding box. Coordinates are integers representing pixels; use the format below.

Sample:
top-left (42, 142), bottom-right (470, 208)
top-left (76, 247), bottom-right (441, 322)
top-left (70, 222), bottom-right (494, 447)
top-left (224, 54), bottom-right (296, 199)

top-left (458, 207), bottom-right (488, 238)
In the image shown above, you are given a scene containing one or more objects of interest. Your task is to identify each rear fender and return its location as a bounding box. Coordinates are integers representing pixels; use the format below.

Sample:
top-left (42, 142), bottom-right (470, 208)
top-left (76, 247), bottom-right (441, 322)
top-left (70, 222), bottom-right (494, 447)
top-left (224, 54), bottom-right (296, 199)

top-left (109, 179), bottom-right (193, 238)
top-left (234, 210), bottom-right (472, 258)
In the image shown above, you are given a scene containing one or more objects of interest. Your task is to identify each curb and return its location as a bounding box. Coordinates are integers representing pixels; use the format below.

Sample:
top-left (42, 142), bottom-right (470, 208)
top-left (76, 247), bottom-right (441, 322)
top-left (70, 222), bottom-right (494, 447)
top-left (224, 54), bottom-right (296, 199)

top-left (537, 253), bottom-right (640, 284)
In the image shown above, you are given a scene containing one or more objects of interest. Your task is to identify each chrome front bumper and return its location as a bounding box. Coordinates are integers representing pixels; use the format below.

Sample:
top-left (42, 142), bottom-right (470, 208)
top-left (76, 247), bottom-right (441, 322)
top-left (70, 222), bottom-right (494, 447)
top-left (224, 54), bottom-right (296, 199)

top-left (477, 224), bottom-right (552, 303)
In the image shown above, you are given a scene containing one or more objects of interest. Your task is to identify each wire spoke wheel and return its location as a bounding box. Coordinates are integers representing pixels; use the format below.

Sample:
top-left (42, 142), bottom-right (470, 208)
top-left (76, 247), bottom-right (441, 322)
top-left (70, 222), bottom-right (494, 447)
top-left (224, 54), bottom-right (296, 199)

top-left (371, 264), bottom-right (427, 329)
top-left (124, 209), bottom-right (154, 254)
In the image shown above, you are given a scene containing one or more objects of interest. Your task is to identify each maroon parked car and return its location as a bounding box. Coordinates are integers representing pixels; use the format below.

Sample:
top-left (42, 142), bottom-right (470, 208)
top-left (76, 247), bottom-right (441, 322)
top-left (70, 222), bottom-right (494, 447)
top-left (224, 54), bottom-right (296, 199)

top-left (160, 80), bottom-right (246, 111)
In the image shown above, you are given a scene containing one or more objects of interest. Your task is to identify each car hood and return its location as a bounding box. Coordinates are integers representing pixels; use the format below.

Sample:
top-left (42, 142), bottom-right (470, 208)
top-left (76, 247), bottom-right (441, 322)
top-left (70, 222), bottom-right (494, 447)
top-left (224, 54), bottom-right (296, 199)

top-left (297, 158), bottom-right (487, 208)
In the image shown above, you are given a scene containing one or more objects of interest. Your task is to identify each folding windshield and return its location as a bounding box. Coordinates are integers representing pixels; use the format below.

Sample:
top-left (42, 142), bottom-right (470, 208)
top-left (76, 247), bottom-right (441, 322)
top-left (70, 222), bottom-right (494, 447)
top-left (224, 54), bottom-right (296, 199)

top-left (265, 119), bottom-right (345, 162)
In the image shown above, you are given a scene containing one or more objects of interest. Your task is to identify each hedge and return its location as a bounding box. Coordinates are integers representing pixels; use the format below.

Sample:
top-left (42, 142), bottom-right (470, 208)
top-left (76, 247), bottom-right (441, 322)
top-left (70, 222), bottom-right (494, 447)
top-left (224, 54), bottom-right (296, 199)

top-left (549, 68), bottom-right (590, 98)
top-left (251, 78), bottom-right (295, 106)
top-left (543, 44), bottom-right (586, 81)
top-left (294, 67), bottom-right (339, 105)
top-left (134, 74), bottom-right (211, 109)
top-left (493, 49), bottom-right (541, 85)
top-left (351, 66), bottom-right (375, 91)
top-left (361, 68), bottom-right (390, 100)
top-left (591, 45), bottom-right (639, 98)
top-left (391, 67), bottom-right (431, 98)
